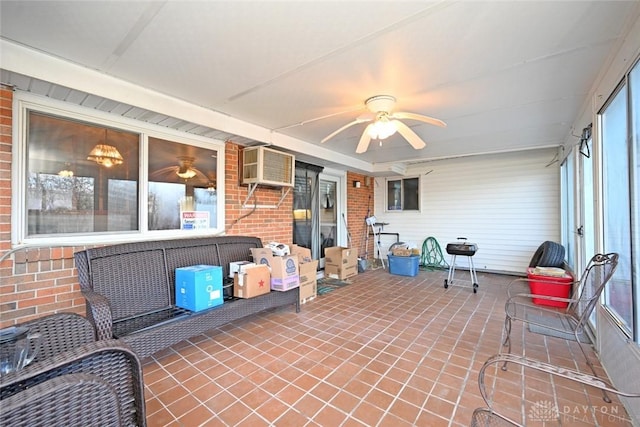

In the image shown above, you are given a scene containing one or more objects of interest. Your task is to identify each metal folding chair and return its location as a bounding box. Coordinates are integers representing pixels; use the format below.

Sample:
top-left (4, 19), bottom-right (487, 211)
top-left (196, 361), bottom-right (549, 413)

top-left (502, 253), bottom-right (619, 402)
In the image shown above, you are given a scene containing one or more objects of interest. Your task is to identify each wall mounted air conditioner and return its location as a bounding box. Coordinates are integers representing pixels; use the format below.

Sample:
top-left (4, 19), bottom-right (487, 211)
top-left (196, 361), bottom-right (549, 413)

top-left (242, 146), bottom-right (295, 187)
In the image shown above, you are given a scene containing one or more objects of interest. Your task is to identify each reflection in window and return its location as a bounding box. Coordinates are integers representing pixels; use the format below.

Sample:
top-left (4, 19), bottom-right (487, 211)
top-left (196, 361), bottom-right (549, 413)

top-left (148, 137), bottom-right (217, 231)
top-left (26, 112), bottom-right (139, 236)
top-left (386, 177), bottom-right (420, 211)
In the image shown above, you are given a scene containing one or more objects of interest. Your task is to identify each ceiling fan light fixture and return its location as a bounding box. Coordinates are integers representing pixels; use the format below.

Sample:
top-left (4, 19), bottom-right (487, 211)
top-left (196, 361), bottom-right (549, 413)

top-left (322, 94), bottom-right (445, 153)
top-left (367, 116), bottom-right (397, 140)
top-left (87, 144), bottom-right (124, 168)
top-left (176, 167), bottom-right (197, 179)
top-left (176, 156), bottom-right (197, 179)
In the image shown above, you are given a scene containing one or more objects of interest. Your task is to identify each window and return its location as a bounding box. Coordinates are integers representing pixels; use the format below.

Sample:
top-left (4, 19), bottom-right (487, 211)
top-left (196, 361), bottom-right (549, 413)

top-left (14, 93), bottom-right (224, 245)
top-left (599, 58), bottom-right (639, 341)
top-left (25, 112), bottom-right (140, 237)
top-left (560, 152), bottom-right (575, 270)
top-left (147, 137), bottom-right (218, 231)
top-left (386, 177), bottom-right (419, 211)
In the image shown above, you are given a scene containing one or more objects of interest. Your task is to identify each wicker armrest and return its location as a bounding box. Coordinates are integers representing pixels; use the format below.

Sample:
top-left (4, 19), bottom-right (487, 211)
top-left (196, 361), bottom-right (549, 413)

top-left (19, 313), bottom-right (96, 362)
top-left (1, 339), bottom-right (145, 427)
top-left (1, 373), bottom-right (124, 427)
top-left (82, 290), bottom-right (115, 340)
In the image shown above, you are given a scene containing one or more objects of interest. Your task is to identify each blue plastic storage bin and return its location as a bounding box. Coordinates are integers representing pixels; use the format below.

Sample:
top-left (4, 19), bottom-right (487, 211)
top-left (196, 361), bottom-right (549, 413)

top-left (388, 254), bottom-right (420, 277)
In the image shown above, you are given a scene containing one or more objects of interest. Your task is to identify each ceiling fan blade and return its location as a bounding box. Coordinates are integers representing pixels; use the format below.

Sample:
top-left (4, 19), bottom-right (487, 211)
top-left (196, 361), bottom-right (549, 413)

top-left (356, 125), bottom-right (373, 153)
top-left (392, 112), bottom-right (446, 128)
top-left (394, 120), bottom-right (426, 150)
top-left (321, 118), bottom-right (371, 143)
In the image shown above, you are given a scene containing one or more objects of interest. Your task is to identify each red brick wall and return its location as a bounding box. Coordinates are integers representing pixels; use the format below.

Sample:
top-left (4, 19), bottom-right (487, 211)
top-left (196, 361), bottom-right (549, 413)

top-left (346, 172), bottom-right (375, 257)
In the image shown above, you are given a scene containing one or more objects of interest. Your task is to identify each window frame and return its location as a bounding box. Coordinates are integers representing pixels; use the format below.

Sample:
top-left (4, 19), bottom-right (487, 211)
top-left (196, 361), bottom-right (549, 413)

top-left (12, 92), bottom-right (226, 246)
top-left (385, 176), bottom-right (421, 212)
top-left (597, 57), bottom-right (639, 343)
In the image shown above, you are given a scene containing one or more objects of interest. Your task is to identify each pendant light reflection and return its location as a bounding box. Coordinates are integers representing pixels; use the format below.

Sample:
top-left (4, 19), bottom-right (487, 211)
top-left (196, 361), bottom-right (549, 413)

top-left (87, 129), bottom-right (123, 168)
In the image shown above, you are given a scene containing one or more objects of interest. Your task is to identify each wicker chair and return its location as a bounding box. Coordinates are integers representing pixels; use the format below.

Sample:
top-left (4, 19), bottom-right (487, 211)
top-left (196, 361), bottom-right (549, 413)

top-left (502, 253), bottom-right (619, 401)
top-left (16, 312), bottom-right (97, 362)
top-left (1, 313), bottom-right (145, 426)
top-left (471, 354), bottom-right (640, 427)
top-left (1, 339), bottom-right (146, 427)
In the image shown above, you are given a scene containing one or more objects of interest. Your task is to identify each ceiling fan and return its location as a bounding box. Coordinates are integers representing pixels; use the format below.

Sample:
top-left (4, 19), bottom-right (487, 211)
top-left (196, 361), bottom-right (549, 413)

top-left (149, 156), bottom-right (209, 183)
top-left (321, 95), bottom-right (446, 154)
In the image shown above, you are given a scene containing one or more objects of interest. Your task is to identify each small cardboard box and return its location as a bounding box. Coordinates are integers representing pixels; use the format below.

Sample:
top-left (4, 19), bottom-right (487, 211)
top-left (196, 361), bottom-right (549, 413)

top-left (250, 247), bottom-right (274, 267)
top-left (270, 255), bottom-right (300, 291)
top-left (228, 261), bottom-right (256, 278)
top-left (290, 244), bottom-right (312, 263)
top-left (299, 259), bottom-right (318, 303)
top-left (250, 248), bottom-right (300, 292)
top-left (175, 265), bottom-right (223, 312)
top-left (391, 247), bottom-right (413, 257)
top-left (234, 264), bottom-right (271, 298)
top-left (324, 246), bottom-right (358, 280)
top-left (325, 263), bottom-right (357, 280)
top-left (324, 246), bottom-right (358, 268)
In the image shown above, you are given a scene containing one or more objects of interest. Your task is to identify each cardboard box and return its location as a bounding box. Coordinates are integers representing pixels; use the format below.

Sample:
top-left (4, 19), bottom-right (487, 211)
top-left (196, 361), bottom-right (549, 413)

top-left (250, 248), bottom-right (274, 266)
top-left (324, 246), bottom-right (358, 280)
top-left (325, 263), bottom-right (357, 280)
top-left (324, 246), bottom-right (357, 267)
top-left (175, 265), bottom-right (224, 312)
top-left (299, 259), bottom-right (318, 303)
top-left (290, 244), bottom-right (312, 263)
top-left (228, 261), bottom-right (255, 278)
top-left (270, 255), bottom-right (300, 291)
top-left (250, 248), bottom-right (300, 292)
top-left (234, 264), bottom-right (271, 298)
top-left (391, 247), bottom-right (413, 257)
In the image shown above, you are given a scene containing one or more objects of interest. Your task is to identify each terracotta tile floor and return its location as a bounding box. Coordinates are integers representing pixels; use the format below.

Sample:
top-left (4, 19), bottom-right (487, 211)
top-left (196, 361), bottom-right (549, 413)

top-left (141, 267), bottom-right (634, 426)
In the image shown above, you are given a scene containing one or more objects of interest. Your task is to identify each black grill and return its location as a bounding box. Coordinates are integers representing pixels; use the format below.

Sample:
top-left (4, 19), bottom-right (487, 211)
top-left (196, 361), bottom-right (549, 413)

top-left (446, 242), bottom-right (478, 256)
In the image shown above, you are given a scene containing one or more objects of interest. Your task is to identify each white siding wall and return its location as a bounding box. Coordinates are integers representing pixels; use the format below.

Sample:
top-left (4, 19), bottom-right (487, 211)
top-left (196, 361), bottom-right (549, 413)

top-left (372, 148), bottom-right (560, 274)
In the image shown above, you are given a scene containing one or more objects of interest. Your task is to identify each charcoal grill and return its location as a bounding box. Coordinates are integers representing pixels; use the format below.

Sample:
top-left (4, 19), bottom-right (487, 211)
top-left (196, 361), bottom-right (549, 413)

top-left (445, 237), bottom-right (479, 293)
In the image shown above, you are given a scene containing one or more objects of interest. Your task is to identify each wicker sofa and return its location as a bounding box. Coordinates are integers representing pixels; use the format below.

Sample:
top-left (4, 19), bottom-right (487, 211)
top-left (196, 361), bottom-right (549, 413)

top-left (74, 236), bottom-right (300, 359)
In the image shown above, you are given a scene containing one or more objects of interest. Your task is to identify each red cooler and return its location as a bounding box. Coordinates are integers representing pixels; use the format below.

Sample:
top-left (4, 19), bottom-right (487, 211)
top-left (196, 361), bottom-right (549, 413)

top-left (526, 268), bottom-right (573, 308)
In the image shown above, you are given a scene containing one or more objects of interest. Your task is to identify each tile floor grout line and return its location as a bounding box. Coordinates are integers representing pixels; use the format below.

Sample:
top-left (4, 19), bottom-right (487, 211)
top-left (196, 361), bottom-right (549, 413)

top-left (140, 269), bottom-right (633, 426)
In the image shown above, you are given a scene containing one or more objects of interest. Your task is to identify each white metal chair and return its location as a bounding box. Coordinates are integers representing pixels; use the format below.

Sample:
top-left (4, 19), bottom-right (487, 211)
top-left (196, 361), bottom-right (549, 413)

top-left (502, 253), bottom-right (619, 401)
top-left (471, 353), bottom-right (640, 426)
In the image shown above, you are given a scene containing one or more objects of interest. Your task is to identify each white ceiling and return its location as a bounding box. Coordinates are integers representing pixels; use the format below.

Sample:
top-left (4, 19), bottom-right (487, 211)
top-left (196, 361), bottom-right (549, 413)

top-left (1, 1), bottom-right (638, 172)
